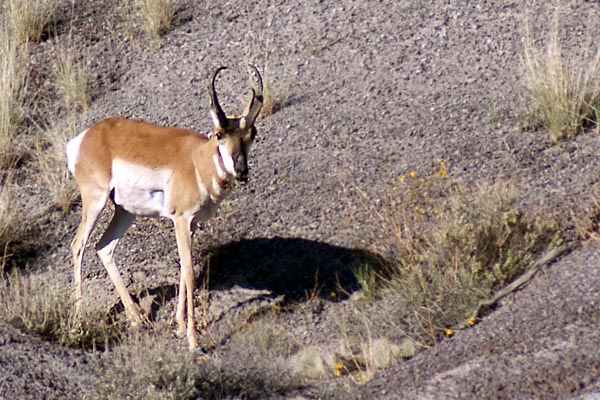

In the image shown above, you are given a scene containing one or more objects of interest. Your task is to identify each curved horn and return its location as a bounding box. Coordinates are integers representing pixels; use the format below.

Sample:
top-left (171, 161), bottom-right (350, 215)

top-left (209, 66), bottom-right (228, 128)
top-left (241, 64), bottom-right (264, 127)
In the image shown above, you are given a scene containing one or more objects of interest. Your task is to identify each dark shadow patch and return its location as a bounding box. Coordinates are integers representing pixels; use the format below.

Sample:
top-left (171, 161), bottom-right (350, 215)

top-left (203, 236), bottom-right (383, 304)
top-left (104, 237), bottom-right (382, 331)
top-left (1, 222), bottom-right (51, 275)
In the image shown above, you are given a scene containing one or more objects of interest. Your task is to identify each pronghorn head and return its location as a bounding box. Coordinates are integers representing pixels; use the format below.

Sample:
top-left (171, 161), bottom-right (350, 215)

top-left (209, 64), bottom-right (263, 183)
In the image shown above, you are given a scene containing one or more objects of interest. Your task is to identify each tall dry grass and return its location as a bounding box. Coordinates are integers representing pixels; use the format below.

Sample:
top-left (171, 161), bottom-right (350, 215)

top-left (53, 44), bottom-right (91, 111)
top-left (0, 269), bottom-right (124, 348)
top-left (0, 177), bottom-right (16, 270)
top-left (92, 331), bottom-right (300, 399)
top-left (0, 21), bottom-right (27, 169)
top-left (4, 0), bottom-right (56, 45)
top-left (35, 113), bottom-right (80, 212)
top-left (523, 12), bottom-right (600, 141)
top-left (137, 0), bottom-right (176, 44)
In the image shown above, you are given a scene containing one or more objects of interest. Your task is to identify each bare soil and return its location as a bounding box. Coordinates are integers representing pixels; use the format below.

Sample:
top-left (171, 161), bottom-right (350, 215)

top-left (2, 0), bottom-right (600, 399)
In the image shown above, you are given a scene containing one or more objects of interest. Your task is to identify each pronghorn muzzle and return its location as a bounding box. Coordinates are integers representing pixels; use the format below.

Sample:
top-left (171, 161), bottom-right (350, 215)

top-left (235, 153), bottom-right (249, 182)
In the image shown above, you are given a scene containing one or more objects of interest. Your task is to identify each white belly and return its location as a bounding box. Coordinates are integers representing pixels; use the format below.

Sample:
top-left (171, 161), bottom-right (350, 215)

top-left (110, 159), bottom-right (172, 217)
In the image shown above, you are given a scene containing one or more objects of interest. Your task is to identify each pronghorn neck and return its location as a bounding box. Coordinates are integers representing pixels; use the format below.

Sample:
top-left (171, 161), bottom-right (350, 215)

top-left (195, 138), bottom-right (235, 203)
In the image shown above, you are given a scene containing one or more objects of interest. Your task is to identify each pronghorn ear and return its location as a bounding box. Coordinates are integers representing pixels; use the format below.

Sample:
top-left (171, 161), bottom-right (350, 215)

top-left (240, 89), bottom-right (256, 130)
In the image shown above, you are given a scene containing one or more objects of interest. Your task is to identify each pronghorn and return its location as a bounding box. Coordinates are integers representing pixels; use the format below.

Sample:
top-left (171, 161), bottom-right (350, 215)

top-left (66, 65), bottom-right (263, 350)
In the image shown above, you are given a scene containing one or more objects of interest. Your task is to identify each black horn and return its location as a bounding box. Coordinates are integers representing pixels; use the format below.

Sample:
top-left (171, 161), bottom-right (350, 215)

top-left (209, 66), bottom-right (228, 129)
top-left (242, 64), bottom-right (264, 128)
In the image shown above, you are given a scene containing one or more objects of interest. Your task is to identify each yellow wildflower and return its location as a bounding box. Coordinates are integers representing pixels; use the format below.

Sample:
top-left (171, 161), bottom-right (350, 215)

top-left (398, 174), bottom-right (406, 182)
top-left (334, 362), bottom-right (343, 377)
top-left (467, 316), bottom-right (475, 326)
top-left (445, 328), bottom-right (454, 337)
top-left (409, 170), bottom-right (418, 178)
top-left (439, 160), bottom-right (447, 177)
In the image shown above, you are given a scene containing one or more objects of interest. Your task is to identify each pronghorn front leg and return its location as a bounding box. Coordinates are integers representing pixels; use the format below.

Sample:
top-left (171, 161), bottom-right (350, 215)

top-left (173, 215), bottom-right (199, 350)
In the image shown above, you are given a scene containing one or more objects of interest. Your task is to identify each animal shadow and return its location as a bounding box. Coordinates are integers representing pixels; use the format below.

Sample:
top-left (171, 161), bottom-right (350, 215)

top-left (204, 236), bottom-right (382, 304)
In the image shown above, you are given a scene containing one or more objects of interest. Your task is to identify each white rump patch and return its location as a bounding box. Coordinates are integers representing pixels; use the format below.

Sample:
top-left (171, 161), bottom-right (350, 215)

top-left (110, 159), bottom-right (173, 217)
top-left (66, 128), bottom-right (88, 174)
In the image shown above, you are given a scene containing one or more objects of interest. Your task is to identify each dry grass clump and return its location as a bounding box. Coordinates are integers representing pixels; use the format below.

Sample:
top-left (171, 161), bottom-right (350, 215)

top-left (35, 114), bottom-right (80, 211)
top-left (53, 45), bottom-right (90, 111)
top-left (4, 0), bottom-right (56, 45)
top-left (257, 68), bottom-right (289, 118)
top-left (137, 0), bottom-right (177, 44)
top-left (34, 40), bottom-right (90, 211)
top-left (0, 21), bottom-right (27, 169)
top-left (0, 178), bottom-right (16, 268)
top-left (568, 186), bottom-right (600, 243)
top-left (363, 165), bottom-right (562, 345)
top-left (523, 14), bottom-right (600, 142)
top-left (92, 332), bottom-right (301, 399)
top-left (0, 270), bottom-right (124, 348)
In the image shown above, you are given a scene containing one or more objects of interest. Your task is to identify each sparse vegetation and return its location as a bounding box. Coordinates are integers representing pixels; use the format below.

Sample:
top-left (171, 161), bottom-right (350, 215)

top-left (53, 44), bottom-right (91, 111)
top-left (258, 67), bottom-right (288, 118)
top-left (523, 12), bottom-right (600, 141)
top-left (357, 165), bottom-right (563, 345)
top-left (91, 332), bottom-right (301, 400)
top-left (0, 178), bottom-right (15, 268)
top-left (4, 0), bottom-right (55, 45)
top-left (0, 20), bottom-right (27, 169)
top-left (35, 114), bottom-right (79, 211)
top-left (32, 40), bottom-right (89, 211)
top-left (0, 270), bottom-right (124, 348)
top-left (137, 0), bottom-right (176, 44)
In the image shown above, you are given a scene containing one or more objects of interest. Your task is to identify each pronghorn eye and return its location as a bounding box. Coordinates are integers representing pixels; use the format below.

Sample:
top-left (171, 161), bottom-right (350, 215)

top-left (216, 132), bottom-right (223, 141)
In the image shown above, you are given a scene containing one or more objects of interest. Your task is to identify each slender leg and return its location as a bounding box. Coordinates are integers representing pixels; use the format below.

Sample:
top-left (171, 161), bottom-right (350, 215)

top-left (71, 187), bottom-right (109, 311)
top-left (176, 267), bottom-right (187, 338)
top-left (175, 220), bottom-right (198, 338)
top-left (96, 205), bottom-right (144, 325)
top-left (173, 215), bottom-right (199, 350)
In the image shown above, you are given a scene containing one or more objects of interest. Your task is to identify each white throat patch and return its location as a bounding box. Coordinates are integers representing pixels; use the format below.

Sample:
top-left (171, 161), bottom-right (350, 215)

top-left (217, 144), bottom-right (236, 175)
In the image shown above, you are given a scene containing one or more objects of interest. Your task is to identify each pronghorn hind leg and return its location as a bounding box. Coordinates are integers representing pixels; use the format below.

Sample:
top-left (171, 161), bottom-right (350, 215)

top-left (71, 187), bottom-right (109, 312)
top-left (96, 205), bottom-right (145, 326)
